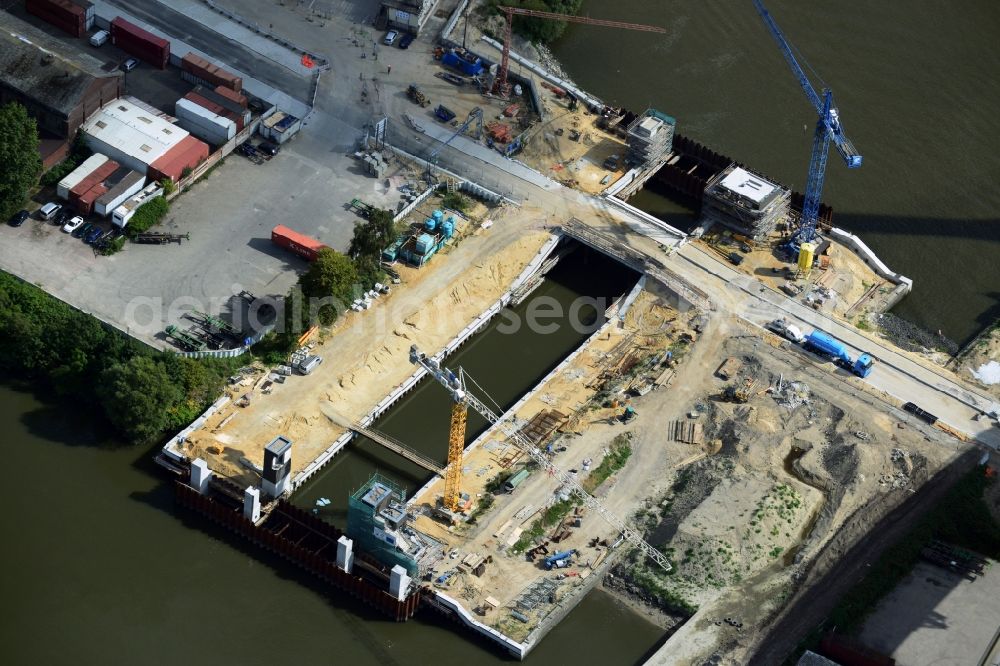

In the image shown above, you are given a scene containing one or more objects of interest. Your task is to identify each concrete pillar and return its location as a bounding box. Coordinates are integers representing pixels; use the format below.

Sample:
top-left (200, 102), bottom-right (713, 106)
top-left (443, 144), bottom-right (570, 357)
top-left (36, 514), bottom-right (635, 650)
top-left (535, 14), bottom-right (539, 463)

top-left (190, 458), bottom-right (213, 495)
top-left (389, 564), bottom-right (411, 601)
top-left (262, 436), bottom-right (292, 499)
top-left (336, 536), bottom-right (354, 574)
top-left (243, 486), bottom-right (261, 523)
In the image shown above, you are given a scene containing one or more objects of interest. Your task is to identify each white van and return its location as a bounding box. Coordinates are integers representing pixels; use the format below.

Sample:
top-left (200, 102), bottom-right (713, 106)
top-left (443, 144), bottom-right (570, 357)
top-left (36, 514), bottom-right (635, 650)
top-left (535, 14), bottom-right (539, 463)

top-left (297, 355), bottom-right (323, 375)
top-left (89, 30), bottom-right (109, 47)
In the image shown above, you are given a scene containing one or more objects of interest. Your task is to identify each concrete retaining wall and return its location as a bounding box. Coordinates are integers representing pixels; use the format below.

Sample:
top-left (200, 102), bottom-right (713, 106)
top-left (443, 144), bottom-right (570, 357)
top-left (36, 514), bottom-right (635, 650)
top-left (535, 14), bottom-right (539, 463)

top-left (425, 591), bottom-right (527, 658)
top-left (159, 394), bottom-right (232, 466)
top-left (829, 227), bottom-right (913, 309)
top-left (383, 142), bottom-right (516, 206)
top-left (604, 195), bottom-right (687, 239)
top-left (480, 36), bottom-right (603, 111)
top-left (439, 0), bottom-right (470, 42)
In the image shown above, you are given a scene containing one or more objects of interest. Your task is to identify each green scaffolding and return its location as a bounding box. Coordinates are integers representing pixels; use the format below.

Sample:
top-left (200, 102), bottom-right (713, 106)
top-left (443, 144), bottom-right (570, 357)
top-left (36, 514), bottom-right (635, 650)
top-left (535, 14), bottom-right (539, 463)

top-left (347, 473), bottom-right (419, 577)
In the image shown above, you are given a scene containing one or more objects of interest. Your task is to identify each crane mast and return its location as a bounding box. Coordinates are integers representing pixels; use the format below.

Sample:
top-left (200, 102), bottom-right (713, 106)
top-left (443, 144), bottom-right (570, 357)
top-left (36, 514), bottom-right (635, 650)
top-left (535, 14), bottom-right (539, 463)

top-left (410, 345), bottom-right (671, 573)
top-left (752, 0), bottom-right (862, 246)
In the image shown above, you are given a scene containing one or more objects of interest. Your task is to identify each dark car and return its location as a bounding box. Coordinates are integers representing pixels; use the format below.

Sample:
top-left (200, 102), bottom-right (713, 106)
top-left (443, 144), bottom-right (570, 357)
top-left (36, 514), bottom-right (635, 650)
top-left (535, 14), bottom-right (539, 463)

top-left (73, 221), bottom-right (93, 238)
top-left (399, 33), bottom-right (414, 49)
top-left (257, 141), bottom-right (280, 157)
top-left (84, 225), bottom-right (104, 244)
top-left (7, 209), bottom-right (29, 227)
top-left (55, 208), bottom-right (73, 226)
top-left (727, 251), bottom-right (744, 266)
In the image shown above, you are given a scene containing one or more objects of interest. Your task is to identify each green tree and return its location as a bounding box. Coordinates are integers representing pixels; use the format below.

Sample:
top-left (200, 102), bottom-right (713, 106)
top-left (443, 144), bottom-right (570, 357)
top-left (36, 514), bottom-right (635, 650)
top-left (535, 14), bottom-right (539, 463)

top-left (349, 208), bottom-right (397, 260)
top-left (98, 356), bottom-right (183, 443)
top-left (299, 248), bottom-right (358, 325)
top-left (0, 102), bottom-right (42, 219)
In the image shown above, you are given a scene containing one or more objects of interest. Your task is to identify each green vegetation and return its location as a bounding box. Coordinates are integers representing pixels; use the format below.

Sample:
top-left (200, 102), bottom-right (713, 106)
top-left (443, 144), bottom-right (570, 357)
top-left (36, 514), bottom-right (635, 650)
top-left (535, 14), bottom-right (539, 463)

top-left (41, 134), bottom-right (92, 187)
top-left (466, 493), bottom-right (495, 525)
top-left (99, 235), bottom-right (126, 256)
top-left (510, 497), bottom-right (578, 553)
top-left (484, 0), bottom-right (584, 43)
top-left (582, 433), bottom-right (633, 493)
top-left (0, 272), bottom-right (241, 444)
top-left (159, 178), bottom-right (176, 196)
top-left (856, 317), bottom-right (871, 331)
top-left (441, 191), bottom-right (471, 213)
top-left (300, 248), bottom-right (358, 325)
top-left (631, 567), bottom-right (698, 615)
top-left (349, 208), bottom-right (397, 287)
top-left (125, 196), bottom-right (169, 237)
top-left (0, 102), bottom-right (42, 219)
top-left (485, 470), bottom-right (514, 494)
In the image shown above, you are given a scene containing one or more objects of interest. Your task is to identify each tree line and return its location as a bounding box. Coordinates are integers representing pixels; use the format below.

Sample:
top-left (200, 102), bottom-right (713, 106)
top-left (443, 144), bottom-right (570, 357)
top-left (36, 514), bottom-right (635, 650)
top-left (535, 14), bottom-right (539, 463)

top-left (0, 272), bottom-right (241, 444)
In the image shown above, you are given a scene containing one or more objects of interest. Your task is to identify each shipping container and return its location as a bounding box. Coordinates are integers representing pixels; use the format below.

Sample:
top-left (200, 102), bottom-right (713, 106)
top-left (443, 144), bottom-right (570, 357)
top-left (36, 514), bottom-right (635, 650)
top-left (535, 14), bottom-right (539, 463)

top-left (26, 0), bottom-right (85, 37)
top-left (259, 110), bottom-right (301, 145)
top-left (147, 135), bottom-right (209, 182)
top-left (180, 52), bottom-right (242, 92)
top-left (111, 17), bottom-right (169, 69)
top-left (71, 0), bottom-right (95, 30)
top-left (57, 154), bottom-right (109, 200)
top-left (69, 159), bottom-right (118, 200)
top-left (213, 85), bottom-right (248, 109)
top-left (95, 170), bottom-right (145, 217)
top-left (112, 182), bottom-right (163, 228)
top-left (193, 86), bottom-right (250, 128)
top-left (271, 225), bottom-right (328, 262)
top-left (175, 98), bottom-right (236, 145)
top-left (75, 183), bottom-right (108, 215)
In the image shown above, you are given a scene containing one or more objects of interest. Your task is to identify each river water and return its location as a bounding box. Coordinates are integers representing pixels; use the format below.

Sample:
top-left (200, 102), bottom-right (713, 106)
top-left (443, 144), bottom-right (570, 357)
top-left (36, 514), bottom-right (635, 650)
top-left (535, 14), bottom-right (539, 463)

top-left (550, 0), bottom-right (1000, 345)
top-left (0, 244), bottom-right (664, 665)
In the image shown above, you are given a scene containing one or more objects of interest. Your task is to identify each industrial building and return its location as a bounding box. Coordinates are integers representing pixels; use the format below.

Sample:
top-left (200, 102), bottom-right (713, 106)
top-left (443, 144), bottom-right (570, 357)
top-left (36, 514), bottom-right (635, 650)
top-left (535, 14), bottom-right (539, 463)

top-left (81, 98), bottom-right (209, 182)
top-left (625, 108), bottom-right (676, 167)
top-left (377, 0), bottom-right (439, 35)
top-left (0, 11), bottom-right (121, 167)
top-left (701, 163), bottom-right (791, 240)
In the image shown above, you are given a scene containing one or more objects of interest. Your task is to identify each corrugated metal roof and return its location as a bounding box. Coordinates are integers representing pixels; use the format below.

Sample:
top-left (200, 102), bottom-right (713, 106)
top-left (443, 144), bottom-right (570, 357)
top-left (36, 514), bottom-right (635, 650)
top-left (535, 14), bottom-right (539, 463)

top-left (0, 11), bottom-right (121, 116)
top-left (82, 98), bottom-right (189, 165)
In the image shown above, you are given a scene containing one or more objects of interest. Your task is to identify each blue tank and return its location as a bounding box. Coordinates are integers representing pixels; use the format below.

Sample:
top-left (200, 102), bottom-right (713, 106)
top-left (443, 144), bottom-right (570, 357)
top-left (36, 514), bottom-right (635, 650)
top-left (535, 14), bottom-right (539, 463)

top-left (804, 330), bottom-right (850, 363)
top-left (442, 218), bottom-right (454, 239)
top-left (424, 217), bottom-right (437, 232)
top-left (432, 210), bottom-right (444, 223)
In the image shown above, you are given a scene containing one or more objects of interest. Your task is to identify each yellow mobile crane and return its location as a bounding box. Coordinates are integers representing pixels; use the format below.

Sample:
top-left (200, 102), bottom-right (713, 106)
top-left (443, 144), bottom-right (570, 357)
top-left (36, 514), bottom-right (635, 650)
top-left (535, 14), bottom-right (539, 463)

top-left (409, 345), bottom-right (671, 572)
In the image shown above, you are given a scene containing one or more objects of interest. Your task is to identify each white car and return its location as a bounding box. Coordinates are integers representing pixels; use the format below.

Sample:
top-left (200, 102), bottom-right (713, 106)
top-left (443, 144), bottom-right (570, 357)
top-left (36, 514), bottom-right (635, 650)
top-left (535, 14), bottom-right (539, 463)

top-left (384, 30), bottom-right (398, 45)
top-left (62, 216), bottom-right (84, 233)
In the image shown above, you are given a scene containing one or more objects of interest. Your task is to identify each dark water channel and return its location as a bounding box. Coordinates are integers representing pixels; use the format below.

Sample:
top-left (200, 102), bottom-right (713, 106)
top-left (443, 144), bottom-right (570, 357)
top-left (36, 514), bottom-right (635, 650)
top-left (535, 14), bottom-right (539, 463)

top-left (0, 242), bottom-right (666, 665)
top-left (551, 0), bottom-right (1000, 344)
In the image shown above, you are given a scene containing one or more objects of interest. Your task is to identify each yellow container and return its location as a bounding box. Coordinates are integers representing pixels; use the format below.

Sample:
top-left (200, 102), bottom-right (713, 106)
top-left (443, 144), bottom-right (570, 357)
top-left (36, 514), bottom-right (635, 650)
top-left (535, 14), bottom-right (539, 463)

top-left (798, 242), bottom-right (816, 273)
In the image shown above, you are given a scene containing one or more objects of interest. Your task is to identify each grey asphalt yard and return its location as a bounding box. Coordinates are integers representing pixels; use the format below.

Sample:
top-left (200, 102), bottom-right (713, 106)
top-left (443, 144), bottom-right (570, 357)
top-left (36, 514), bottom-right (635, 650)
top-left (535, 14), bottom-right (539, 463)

top-left (0, 145), bottom-right (403, 347)
top-left (858, 559), bottom-right (1000, 666)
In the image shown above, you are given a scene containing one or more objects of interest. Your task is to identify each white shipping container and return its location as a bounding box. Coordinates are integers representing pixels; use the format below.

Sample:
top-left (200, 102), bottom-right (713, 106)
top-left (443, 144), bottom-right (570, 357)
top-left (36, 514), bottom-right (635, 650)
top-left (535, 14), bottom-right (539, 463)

top-left (112, 182), bottom-right (163, 229)
top-left (57, 154), bottom-right (109, 200)
top-left (175, 98), bottom-right (235, 143)
top-left (95, 172), bottom-right (146, 217)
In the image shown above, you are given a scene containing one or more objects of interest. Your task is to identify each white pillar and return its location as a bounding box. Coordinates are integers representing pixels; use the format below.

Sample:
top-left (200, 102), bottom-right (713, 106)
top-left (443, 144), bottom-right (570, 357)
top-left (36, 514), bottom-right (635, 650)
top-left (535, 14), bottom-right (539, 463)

top-left (243, 486), bottom-right (261, 523)
top-left (190, 458), bottom-right (213, 495)
top-left (389, 564), bottom-right (411, 601)
top-left (336, 536), bottom-right (355, 574)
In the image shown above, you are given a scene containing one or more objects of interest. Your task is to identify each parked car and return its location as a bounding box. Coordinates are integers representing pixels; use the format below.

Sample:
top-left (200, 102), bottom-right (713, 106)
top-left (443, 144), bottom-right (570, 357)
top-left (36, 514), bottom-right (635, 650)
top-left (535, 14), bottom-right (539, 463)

top-left (62, 216), bottom-right (85, 233)
top-left (8, 209), bottom-right (29, 227)
top-left (121, 58), bottom-right (139, 72)
top-left (39, 202), bottom-right (62, 221)
top-left (73, 222), bottom-right (94, 238)
top-left (383, 30), bottom-right (398, 46)
top-left (84, 225), bottom-right (104, 244)
top-left (257, 141), bottom-right (280, 157)
top-left (399, 33), bottom-right (414, 49)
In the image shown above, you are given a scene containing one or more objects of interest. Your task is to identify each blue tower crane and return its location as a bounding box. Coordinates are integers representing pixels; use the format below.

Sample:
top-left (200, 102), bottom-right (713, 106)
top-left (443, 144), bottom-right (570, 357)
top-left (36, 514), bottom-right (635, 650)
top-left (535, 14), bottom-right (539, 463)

top-left (752, 0), bottom-right (862, 249)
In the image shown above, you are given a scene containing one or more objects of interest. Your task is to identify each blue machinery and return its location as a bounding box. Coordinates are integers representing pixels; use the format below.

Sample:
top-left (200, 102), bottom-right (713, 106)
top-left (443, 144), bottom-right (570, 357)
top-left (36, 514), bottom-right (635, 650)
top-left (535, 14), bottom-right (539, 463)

top-left (752, 0), bottom-right (862, 248)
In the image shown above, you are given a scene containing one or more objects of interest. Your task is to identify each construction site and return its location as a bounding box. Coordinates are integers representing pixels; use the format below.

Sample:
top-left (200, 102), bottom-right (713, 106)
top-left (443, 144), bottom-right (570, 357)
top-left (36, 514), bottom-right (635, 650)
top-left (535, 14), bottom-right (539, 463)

top-left (130, 0), bottom-right (998, 663)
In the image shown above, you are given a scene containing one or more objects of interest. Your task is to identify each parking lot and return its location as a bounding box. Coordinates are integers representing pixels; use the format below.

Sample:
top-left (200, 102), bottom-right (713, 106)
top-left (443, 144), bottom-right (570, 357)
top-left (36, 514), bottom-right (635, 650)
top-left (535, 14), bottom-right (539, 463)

top-left (1, 141), bottom-right (413, 349)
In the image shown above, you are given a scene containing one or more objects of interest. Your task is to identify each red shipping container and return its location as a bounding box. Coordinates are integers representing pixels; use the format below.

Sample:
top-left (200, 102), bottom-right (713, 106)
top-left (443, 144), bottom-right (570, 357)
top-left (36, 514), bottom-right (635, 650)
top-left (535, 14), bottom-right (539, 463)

top-left (111, 17), bottom-right (169, 69)
top-left (184, 92), bottom-right (227, 117)
top-left (68, 160), bottom-right (118, 199)
top-left (26, 0), bottom-right (85, 37)
top-left (148, 135), bottom-right (209, 182)
top-left (76, 183), bottom-right (108, 215)
top-left (271, 225), bottom-right (328, 262)
top-left (181, 53), bottom-right (242, 92)
top-left (213, 85), bottom-right (248, 109)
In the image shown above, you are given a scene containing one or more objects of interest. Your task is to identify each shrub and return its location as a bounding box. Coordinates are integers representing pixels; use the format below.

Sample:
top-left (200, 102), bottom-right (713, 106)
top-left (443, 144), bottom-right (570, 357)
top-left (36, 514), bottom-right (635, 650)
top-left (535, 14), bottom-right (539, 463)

top-left (125, 196), bottom-right (169, 237)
